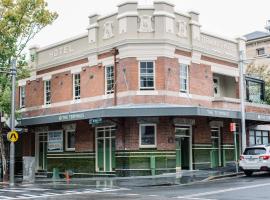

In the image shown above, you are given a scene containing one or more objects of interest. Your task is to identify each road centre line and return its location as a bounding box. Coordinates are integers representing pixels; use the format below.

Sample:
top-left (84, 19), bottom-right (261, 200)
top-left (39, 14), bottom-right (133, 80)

top-left (177, 182), bottom-right (270, 198)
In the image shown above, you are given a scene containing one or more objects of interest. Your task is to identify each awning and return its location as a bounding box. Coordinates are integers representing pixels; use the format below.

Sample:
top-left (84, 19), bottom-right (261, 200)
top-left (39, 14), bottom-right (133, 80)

top-left (18, 104), bottom-right (270, 126)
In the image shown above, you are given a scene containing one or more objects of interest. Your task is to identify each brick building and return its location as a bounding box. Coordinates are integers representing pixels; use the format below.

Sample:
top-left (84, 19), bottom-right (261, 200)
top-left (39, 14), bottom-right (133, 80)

top-left (17, 1), bottom-right (270, 176)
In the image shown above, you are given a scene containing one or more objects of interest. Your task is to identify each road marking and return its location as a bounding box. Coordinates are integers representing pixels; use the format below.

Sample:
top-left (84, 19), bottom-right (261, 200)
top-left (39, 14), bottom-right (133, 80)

top-left (0, 189), bottom-right (27, 193)
top-left (176, 182), bottom-right (270, 199)
top-left (148, 195), bottom-right (158, 197)
top-left (177, 197), bottom-right (217, 200)
top-left (0, 196), bottom-right (14, 199)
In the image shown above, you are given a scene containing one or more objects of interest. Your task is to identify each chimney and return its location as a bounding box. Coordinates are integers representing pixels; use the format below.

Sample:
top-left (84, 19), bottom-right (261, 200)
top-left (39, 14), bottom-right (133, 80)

top-left (265, 20), bottom-right (270, 32)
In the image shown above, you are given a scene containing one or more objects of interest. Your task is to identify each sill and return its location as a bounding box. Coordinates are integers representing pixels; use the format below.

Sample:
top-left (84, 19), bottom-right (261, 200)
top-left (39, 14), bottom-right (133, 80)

top-left (212, 97), bottom-right (240, 103)
top-left (42, 104), bottom-right (51, 108)
top-left (65, 148), bottom-right (75, 152)
top-left (71, 99), bottom-right (81, 104)
top-left (139, 145), bottom-right (157, 149)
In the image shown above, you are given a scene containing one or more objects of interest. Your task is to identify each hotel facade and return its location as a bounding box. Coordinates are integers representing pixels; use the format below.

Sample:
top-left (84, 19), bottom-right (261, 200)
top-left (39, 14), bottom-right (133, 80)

top-left (17, 1), bottom-right (270, 176)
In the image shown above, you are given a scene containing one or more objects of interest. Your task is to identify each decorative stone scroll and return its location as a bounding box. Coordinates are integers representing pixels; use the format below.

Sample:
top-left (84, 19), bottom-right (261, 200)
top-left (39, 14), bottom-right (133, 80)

top-left (177, 21), bottom-right (188, 38)
top-left (138, 15), bottom-right (154, 33)
top-left (103, 21), bottom-right (114, 39)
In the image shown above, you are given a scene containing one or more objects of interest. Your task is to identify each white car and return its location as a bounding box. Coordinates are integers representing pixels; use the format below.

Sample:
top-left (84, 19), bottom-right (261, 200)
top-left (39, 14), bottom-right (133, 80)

top-left (239, 145), bottom-right (270, 176)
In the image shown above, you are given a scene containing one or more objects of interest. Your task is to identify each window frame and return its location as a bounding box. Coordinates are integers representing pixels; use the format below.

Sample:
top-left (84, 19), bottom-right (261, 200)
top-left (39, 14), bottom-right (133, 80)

top-left (19, 86), bottom-right (25, 108)
top-left (73, 73), bottom-right (81, 100)
top-left (249, 130), bottom-right (269, 145)
top-left (139, 123), bottom-right (157, 148)
top-left (44, 80), bottom-right (51, 105)
top-left (65, 129), bottom-right (76, 151)
top-left (180, 63), bottom-right (189, 93)
top-left (105, 65), bottom-right (114, 94)
top-left (139, 61), bottom-right (155, 90)
top-left (256, 48), bottom-right (265, 56)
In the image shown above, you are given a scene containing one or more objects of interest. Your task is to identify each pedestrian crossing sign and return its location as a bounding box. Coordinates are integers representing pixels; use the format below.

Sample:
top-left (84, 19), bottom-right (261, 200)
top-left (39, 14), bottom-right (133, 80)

top-left (7, 131), bottom-right (18, 142)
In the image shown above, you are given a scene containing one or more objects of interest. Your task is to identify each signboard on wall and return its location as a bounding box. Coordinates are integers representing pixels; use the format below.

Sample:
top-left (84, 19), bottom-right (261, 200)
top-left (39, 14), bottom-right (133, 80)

top-left (47, 131), bottom-right (63, 152)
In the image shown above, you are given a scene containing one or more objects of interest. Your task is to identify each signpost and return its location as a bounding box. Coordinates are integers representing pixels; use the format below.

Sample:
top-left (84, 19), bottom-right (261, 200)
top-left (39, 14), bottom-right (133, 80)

top-left (230, 122), bottom-right (238, 173)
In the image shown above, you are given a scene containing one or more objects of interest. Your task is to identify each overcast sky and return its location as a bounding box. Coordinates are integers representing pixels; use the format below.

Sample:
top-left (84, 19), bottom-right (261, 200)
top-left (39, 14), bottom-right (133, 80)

top-left (28, 0), bottom-right (270, 49)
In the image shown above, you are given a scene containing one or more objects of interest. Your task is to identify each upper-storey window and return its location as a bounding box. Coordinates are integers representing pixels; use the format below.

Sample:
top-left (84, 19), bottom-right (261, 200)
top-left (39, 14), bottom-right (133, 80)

top-left (44, 80), bottom-right (51, 105)
top-left (213, 77), bottom-right (220, 97)
top-left (105, 65), bottom-right (114, 94)
top-left (246, 77), bottom-right (265, 103)
top-left (180, 64), bottom-right (189, 93)
top-left (73, 73), bottom-right (81, 100)
top-left (19, 86), bottom-right (25, 108)
top-left (256, 48), bottom-right (265, 56)
top-left (140, 61), bottom-right (154, 90)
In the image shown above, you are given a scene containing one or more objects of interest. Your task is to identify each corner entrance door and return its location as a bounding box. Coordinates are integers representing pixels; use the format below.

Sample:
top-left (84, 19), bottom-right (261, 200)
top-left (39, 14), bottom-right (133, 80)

top-left (175, 126), bottom-right (192, 170)
top-left (96, 126), bottom-right (116, 172)
top-left (36, 132), bottom-right (48, 170)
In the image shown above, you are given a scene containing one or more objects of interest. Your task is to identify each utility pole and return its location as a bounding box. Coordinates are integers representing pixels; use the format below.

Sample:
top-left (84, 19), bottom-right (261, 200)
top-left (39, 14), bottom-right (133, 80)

top-left (9, 59), bottom-right (16, 186)
top-left (239, 50), bottom-right (246, 153)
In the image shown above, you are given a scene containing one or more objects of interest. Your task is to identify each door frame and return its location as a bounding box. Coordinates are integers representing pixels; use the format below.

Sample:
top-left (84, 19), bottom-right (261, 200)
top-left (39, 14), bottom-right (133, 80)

top-left (175, 124), bottom-right (193, 170)
top-left (211, 126), bottom-right (221, 167)
top-left (95, 126), bottom-right (116, 172)
top-left (35, 132), bottom-right (48, 171)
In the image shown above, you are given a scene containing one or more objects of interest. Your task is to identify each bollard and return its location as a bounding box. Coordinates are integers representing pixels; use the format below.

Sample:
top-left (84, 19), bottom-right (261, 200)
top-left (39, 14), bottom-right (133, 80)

top-left (52, 168), bottom-right (60, 180)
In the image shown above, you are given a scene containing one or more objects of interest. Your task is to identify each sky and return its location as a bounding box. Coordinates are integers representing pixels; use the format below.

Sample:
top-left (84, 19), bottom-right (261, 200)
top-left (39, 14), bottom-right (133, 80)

top-left (27, 0), bottom-right (270, 49)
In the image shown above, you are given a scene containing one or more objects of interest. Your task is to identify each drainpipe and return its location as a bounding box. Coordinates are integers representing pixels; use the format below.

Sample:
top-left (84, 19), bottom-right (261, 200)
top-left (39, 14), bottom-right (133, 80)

top-left (111, 48), bottom-right (119, 106)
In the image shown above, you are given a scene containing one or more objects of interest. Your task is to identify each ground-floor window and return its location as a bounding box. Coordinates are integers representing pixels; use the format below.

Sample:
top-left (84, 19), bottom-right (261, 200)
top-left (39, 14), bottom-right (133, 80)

top-left (249, 130), bottom-right (269, 145)
top-left (65, 130), bottom-right (76, 151)
top-left (139, 124), bottom-right (157, 148)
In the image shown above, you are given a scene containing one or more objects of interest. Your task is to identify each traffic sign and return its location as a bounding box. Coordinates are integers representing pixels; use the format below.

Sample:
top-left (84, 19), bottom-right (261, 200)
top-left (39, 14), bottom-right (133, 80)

top-left (7, 131), bottom-right (19, 142)
top-left (5, 118), bottom-right (18, 129)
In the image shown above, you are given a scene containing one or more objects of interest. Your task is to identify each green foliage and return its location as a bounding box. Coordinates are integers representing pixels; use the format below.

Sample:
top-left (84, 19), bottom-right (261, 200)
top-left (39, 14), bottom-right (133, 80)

top-left (0, 0), bottom-right (58, 115)
top-left (246, 64), bottom-right (270, 105)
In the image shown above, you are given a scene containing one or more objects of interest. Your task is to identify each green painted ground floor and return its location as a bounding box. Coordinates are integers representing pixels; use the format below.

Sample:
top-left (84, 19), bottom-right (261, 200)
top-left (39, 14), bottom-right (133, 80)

top-left (22, 117), bottom-right (242, 177)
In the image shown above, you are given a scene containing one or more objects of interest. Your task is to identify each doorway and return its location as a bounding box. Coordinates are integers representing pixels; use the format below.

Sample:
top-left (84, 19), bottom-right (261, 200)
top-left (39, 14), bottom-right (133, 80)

top-left (95, 126), bottom-right (116, 172)
top-left (211, 127), bottom-right (221, 168)
top-left (35, 132), bottom-right (48, 170)
top-left (175, 126), bottom-right (192, 170)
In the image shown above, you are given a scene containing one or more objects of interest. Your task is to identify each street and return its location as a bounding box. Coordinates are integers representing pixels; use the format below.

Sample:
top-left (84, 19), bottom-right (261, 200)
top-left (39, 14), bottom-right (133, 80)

top-left (0, 173), bottom-right (269, 199)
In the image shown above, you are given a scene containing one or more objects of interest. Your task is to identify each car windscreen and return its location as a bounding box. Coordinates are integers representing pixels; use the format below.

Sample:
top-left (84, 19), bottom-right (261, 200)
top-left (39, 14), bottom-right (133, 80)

top-left (243, 148), bottom-right (266, 155)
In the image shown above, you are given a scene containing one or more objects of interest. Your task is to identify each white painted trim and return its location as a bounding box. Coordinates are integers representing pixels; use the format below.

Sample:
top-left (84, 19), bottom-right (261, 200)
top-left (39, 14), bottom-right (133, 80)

top-left (136, 57), bottom-right (157, 61)
top-left (117, 11), bottom-right (138, 19)
top-left (72, 73), bottom-right (81, 100)
top-left (71, 67), bottom-right (82, 74)
top-left (42, 75), bottom-right (52, 81)
top-left (101, 56), bottom-right (114, 66)
top-left (139, 124), bottom-right (157, 148)
top-left (177, 55), bottom-right (191, 65)
top-left (201, 60), bottom-right (239, 77)
top-left (37, 33), bottom-right (88, 53)
top-left (179, 63), bottom-right (189, 93)
top-left (153, 11), bottom-right (175, 19)
top-left (19, 86), bottom-right (25, 108)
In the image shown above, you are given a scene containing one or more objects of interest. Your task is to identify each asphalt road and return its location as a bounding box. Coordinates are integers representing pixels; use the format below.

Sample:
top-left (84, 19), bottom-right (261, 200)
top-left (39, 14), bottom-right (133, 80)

top-left (1, 172), bottom-right (270, 199)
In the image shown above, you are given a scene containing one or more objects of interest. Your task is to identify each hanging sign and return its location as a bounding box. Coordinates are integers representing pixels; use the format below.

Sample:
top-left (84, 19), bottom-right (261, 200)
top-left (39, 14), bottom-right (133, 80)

top-left (230, 123), bottom-right (236, 132)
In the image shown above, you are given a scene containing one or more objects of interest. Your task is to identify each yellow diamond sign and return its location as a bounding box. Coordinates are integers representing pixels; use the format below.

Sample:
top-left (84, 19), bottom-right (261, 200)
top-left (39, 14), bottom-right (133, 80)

top-left (7, 131), bottom-right (18, 142)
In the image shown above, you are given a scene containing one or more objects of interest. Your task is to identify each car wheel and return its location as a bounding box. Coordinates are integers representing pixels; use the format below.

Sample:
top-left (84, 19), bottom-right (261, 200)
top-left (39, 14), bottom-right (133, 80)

top-left (244, 170), bottom-right (253, 177)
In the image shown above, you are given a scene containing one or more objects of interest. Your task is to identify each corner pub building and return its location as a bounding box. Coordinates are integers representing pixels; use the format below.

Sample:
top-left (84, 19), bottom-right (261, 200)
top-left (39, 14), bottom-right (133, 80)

top-left (17, 1), bottom-right (270, 177)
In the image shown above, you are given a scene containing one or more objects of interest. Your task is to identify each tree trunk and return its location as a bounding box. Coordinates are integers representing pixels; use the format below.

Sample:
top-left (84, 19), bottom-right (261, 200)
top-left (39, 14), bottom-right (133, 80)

top-left (0, 112), bottom-right (8, 182)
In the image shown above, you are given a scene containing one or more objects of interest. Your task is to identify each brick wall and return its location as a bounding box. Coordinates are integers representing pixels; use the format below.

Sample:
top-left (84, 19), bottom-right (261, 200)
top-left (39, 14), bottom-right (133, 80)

top-left (75, 120), bottom-right (94, 152)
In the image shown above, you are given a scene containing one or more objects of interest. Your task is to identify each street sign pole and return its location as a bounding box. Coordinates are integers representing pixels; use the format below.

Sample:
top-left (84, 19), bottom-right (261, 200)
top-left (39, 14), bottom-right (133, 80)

top-left (234, 131), bottom-right (239, 173)
top-left (9, 59), bottom-right (16, 186)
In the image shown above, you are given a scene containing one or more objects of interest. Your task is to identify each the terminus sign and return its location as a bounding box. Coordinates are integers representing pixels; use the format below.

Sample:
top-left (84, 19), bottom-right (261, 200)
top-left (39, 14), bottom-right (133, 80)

top-left (58, 113), bottom-right (85, 121)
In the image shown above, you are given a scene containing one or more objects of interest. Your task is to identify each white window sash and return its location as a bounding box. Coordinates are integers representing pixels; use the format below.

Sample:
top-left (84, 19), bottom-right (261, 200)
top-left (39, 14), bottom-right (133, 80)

top-left (139, 61), bottom-right (155, 90)
top-left (180, 64), bottom-right (189, 93)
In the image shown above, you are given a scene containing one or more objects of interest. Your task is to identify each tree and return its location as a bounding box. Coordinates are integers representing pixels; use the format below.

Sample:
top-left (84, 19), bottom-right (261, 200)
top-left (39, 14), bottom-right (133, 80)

top-left (246, 64), bottom-right (270, 104)
top-left (0, 0), bottom-right (57, 181)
